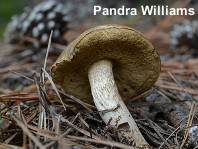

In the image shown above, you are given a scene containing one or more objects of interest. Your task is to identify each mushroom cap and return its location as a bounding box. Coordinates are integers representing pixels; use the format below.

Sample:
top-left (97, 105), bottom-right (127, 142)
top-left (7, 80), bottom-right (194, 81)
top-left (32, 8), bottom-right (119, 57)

top-left (51, 25), bottom-right (161, 104)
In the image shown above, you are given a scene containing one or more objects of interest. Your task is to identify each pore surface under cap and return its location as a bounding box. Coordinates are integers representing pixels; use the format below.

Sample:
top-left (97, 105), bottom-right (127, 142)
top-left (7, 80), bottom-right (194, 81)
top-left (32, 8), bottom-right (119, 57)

top-left (51, 25), bottom-right (161, 104)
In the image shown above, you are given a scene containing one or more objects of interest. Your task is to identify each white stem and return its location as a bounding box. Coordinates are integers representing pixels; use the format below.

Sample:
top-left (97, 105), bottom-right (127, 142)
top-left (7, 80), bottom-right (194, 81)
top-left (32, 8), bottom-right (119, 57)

top-left (88, 60), bottom-right (149, 148)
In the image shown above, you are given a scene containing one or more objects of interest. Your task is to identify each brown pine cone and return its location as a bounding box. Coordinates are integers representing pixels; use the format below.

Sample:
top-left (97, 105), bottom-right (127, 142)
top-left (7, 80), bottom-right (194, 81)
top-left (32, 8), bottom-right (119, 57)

top-left (170, 20), bottom-right (198, 56)
top-left (4, 1), bottom-right (70, 48)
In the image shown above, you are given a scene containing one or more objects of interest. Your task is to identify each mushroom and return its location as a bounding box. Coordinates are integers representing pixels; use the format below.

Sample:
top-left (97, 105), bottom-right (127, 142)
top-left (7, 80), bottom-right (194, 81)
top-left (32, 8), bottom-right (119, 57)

top-left (51, 25), bottom-right (161, 148)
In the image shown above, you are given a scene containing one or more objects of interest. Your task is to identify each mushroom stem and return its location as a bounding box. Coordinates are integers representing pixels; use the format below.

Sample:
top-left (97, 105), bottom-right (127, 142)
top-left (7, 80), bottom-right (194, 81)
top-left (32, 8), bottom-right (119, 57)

top-left (88, 60), bottom-right (149, 148)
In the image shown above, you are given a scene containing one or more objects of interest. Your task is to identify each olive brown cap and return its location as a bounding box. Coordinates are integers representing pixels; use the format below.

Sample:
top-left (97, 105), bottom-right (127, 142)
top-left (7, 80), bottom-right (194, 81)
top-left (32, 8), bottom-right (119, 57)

top-left (51, 24), bottom-right (161, 104)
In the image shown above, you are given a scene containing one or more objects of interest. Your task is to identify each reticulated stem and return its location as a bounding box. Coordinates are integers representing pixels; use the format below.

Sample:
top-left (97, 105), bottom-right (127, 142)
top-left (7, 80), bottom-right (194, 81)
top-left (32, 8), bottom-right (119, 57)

top-left (88, 60), bottom-right (149, 148)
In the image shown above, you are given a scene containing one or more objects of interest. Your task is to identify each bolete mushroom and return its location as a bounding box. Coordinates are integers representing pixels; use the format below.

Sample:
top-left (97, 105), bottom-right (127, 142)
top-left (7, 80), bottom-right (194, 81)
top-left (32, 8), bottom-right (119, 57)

top-left (51, 25), bottom-right (160, 148)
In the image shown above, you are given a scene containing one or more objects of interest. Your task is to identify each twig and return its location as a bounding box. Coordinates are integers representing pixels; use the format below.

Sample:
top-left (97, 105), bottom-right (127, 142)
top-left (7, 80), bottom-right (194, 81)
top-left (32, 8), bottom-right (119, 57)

top-left (66, 135), bottom-right (135, 149)
top-left (42, 69), bottom-right (66, 111)
top-left (168, 71), bottom-right (196, 102)
top-left (58, 116), bottom-right (101, 140)
top-left (159, 126), bottom-right (180, 148)
top-left (181, 102), bottom-right (198, 147)
top-left (139, 109), bottom-right (173, 149)
top-left (12, 116), bottom-right (46, 149)
top-left (43, 30), bottom-right (53, 72)
top-left (9, 70), bottom-right (34, 82)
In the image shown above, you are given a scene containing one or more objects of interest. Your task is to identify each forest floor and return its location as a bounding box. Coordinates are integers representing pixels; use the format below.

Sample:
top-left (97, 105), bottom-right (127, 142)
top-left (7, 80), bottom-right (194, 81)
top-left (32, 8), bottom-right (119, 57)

top-left (0, 2), bottom-right (198, 149)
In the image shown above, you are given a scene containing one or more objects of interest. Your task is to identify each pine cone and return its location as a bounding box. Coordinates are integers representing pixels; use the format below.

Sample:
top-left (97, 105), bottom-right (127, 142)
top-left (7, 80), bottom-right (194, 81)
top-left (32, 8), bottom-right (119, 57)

top-left (4, 0), bottom-right (70, 48)
top-left (170, 20), bottom-right (198, 56)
